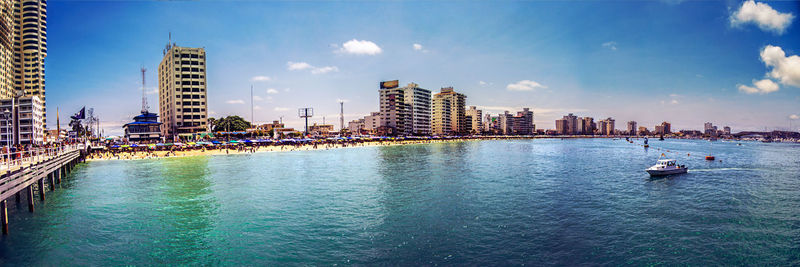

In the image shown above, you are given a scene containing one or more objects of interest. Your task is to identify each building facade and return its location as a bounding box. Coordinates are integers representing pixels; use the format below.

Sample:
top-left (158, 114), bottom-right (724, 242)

top-left (465, 106), bottom-right (482, 134)
top-left (158, 43), bottom-right (209, 139)
top-left (0, 0), bottom-right (48, 128)
top-left (627, 121), bottom-right (637, 135)
top-left (0, 95), bottom-right (43, 144)
top-left (123, 111), bottom-right (162, 143)
top-left (379, 81), bottom-right (431, 136)
top-left (431, 87), bottom-right (466, 136)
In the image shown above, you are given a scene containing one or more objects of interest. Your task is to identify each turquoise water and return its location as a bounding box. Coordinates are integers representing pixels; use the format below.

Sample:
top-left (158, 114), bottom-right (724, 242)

top-left (0, 139), bottom-right (798, 265)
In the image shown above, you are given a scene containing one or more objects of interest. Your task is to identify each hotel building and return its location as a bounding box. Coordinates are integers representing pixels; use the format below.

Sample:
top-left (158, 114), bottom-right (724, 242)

top-left (431, 87), bottom-right (466, 136)
top-left (378, 80), bottom-right (431, 136)
top-left (158, 43), bottom-right (209, 139)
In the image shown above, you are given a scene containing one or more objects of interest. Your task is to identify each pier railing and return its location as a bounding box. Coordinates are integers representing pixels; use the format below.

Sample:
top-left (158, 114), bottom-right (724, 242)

top-left (0, 144), bottom-right (86, 235)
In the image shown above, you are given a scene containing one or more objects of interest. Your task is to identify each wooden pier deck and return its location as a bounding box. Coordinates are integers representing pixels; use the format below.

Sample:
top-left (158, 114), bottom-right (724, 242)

top-left (0, 146), bottom-right (86, 235)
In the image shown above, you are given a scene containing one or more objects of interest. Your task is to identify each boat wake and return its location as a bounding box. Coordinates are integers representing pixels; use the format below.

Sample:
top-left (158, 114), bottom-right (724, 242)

top-left (689, 167), bottom-right (760, 172)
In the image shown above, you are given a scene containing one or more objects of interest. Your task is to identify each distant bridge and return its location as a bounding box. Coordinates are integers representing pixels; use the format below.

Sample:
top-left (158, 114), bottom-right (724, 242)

top-left (0, 145), bottom-right (86, 235)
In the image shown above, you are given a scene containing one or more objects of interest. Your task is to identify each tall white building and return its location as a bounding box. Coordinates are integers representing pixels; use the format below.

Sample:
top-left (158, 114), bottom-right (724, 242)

top-left (379, 80), bottom-right (431, 136)
top-left (158, 42), bottom-right (209, 139)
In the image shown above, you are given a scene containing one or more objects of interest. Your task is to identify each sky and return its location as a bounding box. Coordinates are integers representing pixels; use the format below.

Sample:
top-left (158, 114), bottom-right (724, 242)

top-left (44, 0), bottom-right (800, 136)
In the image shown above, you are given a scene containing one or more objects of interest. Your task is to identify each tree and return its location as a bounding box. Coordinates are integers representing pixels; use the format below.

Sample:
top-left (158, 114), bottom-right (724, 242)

top-left (213, 116), bottom-right (252, 132)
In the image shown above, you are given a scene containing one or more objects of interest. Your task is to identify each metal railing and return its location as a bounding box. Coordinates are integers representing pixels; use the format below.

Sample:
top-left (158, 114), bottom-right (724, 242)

top-left (0, 144), bottom-right (82, 175)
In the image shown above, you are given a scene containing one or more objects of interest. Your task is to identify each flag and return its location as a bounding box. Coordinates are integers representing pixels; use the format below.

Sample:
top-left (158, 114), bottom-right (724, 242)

top-left (71, 107), bottom-right (85, 120)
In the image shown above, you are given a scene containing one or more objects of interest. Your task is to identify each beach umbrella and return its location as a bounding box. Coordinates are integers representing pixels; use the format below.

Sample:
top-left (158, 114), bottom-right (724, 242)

top-left (212, 140), bottom-right (222, 144)
top-left (130, 144), bottom-right (139, 147)
top-left (111, 145), bottom-right (120, 148)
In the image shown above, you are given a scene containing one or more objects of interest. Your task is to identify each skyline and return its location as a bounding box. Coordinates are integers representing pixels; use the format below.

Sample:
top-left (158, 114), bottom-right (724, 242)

top-left (43, 1), bottom-right (800, 136)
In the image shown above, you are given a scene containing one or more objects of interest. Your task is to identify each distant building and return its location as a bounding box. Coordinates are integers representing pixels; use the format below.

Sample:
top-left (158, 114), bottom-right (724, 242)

top-left (465, 106), bottom-right (483, 134)
top-left (564, 113), bottom-right (579, 134)
top-left (596, 117), bottom-right (615, 135)
top-left (723, 126), bottom-right (731, 135)
top-left (123, 111), bottom-right (163, 143)
top-left (655, 121), bottom-right (671, 135)
top-left (627, 121), bottom-right (637, 135)
top-left (255, 120), bottom-right (285, 132)
top-left (704, 122), bottom-right (715, 135)
top-left (555, 119), bottom-right (568, 135)
top-left (503, 108), bottom-right (535, 135)
top-left (431, 87), bottom-right (467, 136)
top-left (379, 81), bottom-right (431, 136)
top-left (638, 126), bottom-right (649, 136)
top-left (581, 117), bottom-right (595, 135)
top-left (158, 42), bottom-right (209, 139)
top-left (0, 96), bottom-right (44, 145)
top-left (309, 123), bottom-right (335, 136)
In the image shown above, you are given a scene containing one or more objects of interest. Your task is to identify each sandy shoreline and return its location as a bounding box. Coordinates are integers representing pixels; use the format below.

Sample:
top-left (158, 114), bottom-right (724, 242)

top-left (86, 139), bottom-right (463, 162)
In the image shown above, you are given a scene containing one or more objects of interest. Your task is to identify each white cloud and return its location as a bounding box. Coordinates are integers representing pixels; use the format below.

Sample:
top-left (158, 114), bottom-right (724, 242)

top-left (287, 61), bottom-right (313, 71)
top-left (413, 43), bottom-right (423, 51)
top-left (253, 95), bottom-right (264, 101)
top-left (226, 99), bottom-right (245, 104)
top-left (738, 79), bottom-right (780, 94)
top-left (311, 66), bottom-right (339, 74)
top-left (760, 45), bottom-right (800, 87)
top-left (479, 81), bottom-right (489, 86)
top-left (287, 61), bottom-right (338, 75)
top-left (730, 0), bottom-right (794, 34)
top-left (250, 75), bottom-right (271, 82)
top-left (336, 98), bottom-right (349, 103)
top-left (266, 88), bottom-right (279, 94)
top-left (670, 99), bottom-right (679, 104)
top-left (274, 107), bottom-right (290, 111)
top-left (338, 39), bottom-right (382, 55)
top-left (789, 114), bottom-right (799, 120)
top-left (253, 105), bottom-right (262, 111)
top-left (145, 87), bottom-right (158, 95)
top-left (602, 41), bottom-right (618, 50)
top-left (506, 80), bottom-right (547, 91)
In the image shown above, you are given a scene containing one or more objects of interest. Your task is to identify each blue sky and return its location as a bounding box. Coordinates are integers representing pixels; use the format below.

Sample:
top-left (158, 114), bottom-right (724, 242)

top-left (45, 1), bottom-right (800, 135)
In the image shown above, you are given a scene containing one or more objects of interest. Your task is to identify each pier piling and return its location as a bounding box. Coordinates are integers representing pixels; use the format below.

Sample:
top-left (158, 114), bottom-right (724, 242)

top-left (38, 179), bottom-right (45, 202)
top-left (48, 173), bottom-right (55, 191)
top-left (26, 186), bottom-right (34, 213)
top-left (1, 200), bottom-right (7, 235)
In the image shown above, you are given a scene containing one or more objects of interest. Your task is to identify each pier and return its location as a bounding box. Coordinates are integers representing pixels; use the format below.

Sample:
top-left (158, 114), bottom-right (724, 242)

top-left (0, 145), bottom-right (86, 235)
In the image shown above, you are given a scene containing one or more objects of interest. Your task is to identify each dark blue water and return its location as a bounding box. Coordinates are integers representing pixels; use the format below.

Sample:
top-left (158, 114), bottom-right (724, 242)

top-left (0, 139), bottom-right (798, 265)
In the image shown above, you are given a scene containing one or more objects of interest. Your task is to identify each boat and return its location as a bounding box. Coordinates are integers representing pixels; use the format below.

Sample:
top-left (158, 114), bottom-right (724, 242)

top-left (646, 159), bottom-right (688, 177)
top-left (644, 137), bottom-right (649, 147)
top-left (705, 140), bottom-right (715, 160)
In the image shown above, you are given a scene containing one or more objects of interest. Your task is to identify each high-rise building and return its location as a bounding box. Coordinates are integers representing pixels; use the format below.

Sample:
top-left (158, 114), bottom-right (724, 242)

top-left (602, 118), bottom-right (615, 135)
top-left (596, 120), bottom-right (607, 135)
top-left (627, 121), bottom-right (637, 135)
top-left (431, 87), bottom-right (466, 136)
top-left (378, 81), bottom-right (430, 136)
top-left (555, 118), bottom-right (568, 135)
top-left (582, 117), bottom-right (594, 135)
top-left (723, 126), bottom-right (731, 135)
top-left (655, 121), bottom-right (671, 135)
top-left (704, 122), bottom-right (715, 135)
top-left (563, 113), bottom-right (578, 134)
top-left (12, 0), bottom-right (47, 128)
top-left (158, 42), bottom-right (209, 139)
top-left (0, 0), bottom-right (48, 129)
top-left (465, 106), bottom-right (482, 134)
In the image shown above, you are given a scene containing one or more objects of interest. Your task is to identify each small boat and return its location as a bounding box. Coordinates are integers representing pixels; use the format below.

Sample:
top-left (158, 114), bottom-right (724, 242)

top-left (646, 159), bottom-right (688, 177)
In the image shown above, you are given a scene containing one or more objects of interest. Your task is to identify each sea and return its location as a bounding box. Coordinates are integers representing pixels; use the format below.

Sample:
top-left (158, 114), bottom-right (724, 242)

top-left (0, 138), bottom-right (798, 265)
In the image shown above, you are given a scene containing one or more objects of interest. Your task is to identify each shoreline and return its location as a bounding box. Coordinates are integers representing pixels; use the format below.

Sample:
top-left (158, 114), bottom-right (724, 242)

top-left (85, 136), bottom-right (791, 162)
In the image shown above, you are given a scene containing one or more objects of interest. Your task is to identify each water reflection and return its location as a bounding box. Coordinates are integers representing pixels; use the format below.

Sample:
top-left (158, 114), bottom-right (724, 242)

top-left (153, 157), bottom-right (217, 263)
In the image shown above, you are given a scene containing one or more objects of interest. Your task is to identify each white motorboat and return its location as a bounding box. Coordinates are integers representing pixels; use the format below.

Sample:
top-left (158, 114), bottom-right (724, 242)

top-left (646, 159), bottom-right (688, 177)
